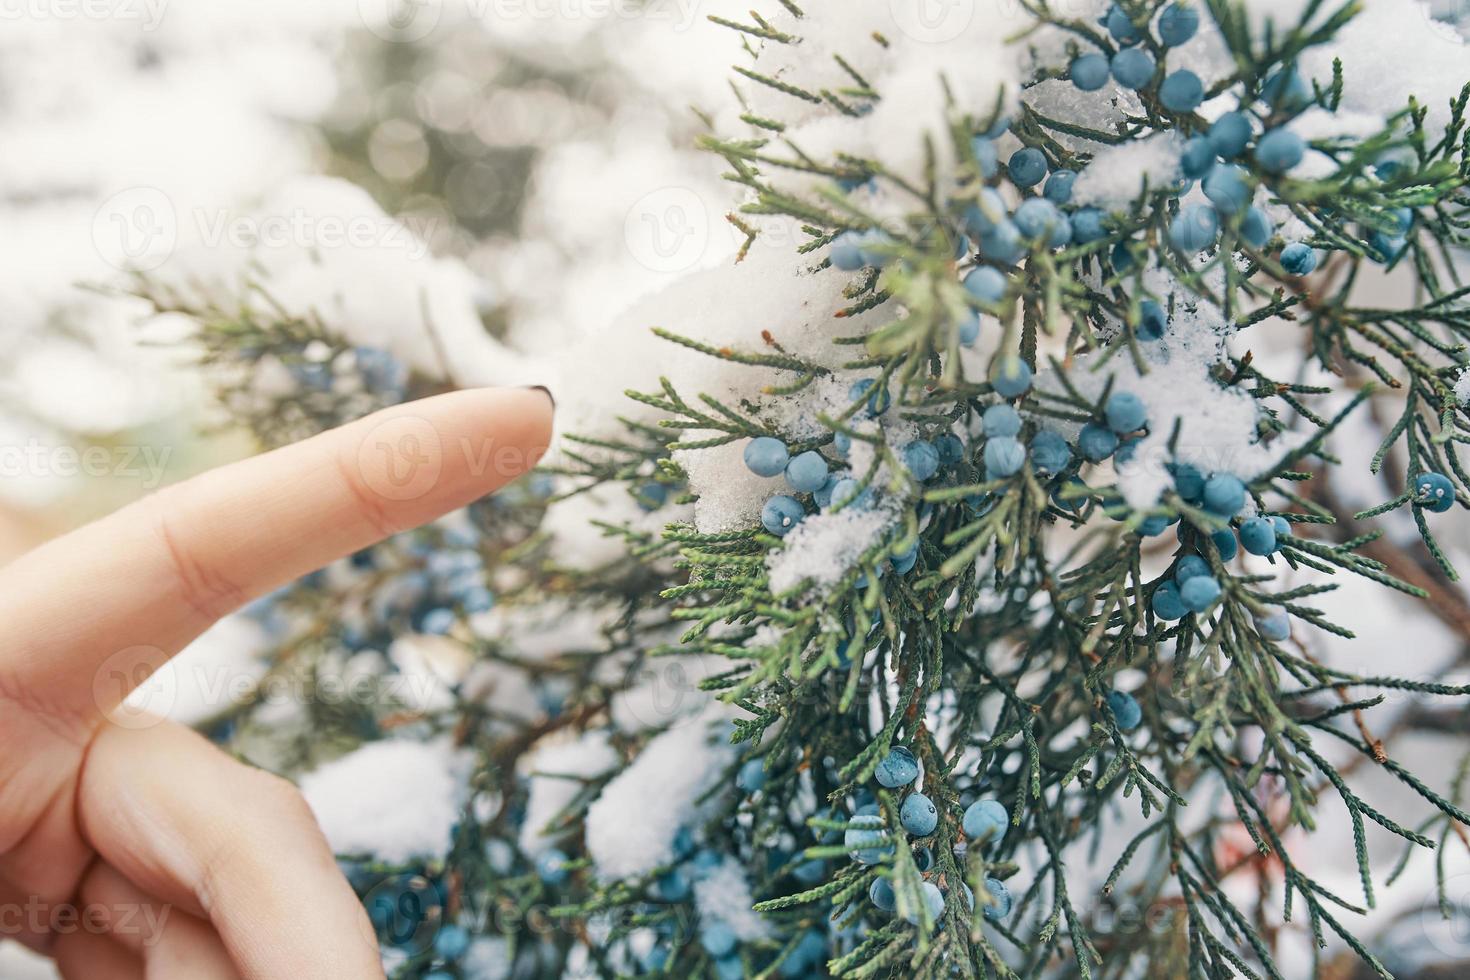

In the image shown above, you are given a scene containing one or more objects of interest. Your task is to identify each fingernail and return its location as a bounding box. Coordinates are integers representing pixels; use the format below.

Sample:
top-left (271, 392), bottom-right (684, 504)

top-left (524, 385), bottom-right (556, 410)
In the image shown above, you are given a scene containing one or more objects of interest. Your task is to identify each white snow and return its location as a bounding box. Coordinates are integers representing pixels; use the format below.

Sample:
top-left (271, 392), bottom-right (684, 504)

top-left (519, 732), bottom-right (622, 855)
top-left (767, 504), bottom-right (900, 594)
top-left (1038, 265), bottom-right (1306, 509)
top-left (1022, 79), bottom-right (1145, 156)
top-left (1071, 135), bottom-right (1184, 209)
top-left (1455, 366), bottom-right (1470, 405)
top-left (461, 938), bottom-right (513, 980)
top-left (610, 654), bottom-right (728, 733)
top-left (121, 613), bottom-right (269, 725)
top-left (585, 710), bottom-right (738, 878)
top-left (674, 439), bottom-right (784, 534)
top-left (1299, 0), bottom-right (1468, 138)
top-left (386, 633), bottom-right (474, 713)
top-left (299, 738), bottom-right (471, 864)
top-left (469, 598), bottom-right (617, 660)
top-left (539, 488), bottom-right (682, 570)
top-left (553, 243), bottom-right (887, 450)
top-left (694, 857), bottom-right (771, 941)
top-left (151, 175), bottom-right (550, 390)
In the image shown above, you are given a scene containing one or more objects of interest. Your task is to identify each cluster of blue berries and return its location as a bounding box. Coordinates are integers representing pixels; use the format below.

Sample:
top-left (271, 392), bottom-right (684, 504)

top-left (828, 49), bottom-right (1327, 343)
top-left (749, 377), bottom-right (976, 545)
top-left (356, 540), bottom-right (496, 643)
top-left (1061, 7), bottom-right (1329, 265)
top-left (1077, 390), bottom-right (1151, 469)
top-left (747, 435), bottom-right (817, 537)
top-left (596, 788), bottom-right (838, 979)
top-left (306, 532), bottom-right (501, 658)
top-left (1144, 461), bottom-right (1301, 620)
top-left (851, 747), bottom-right (1016, 928)
top-left (1167, 115), bottom-right (1308, 256)
top-left (1150, 552), bottom-right (1222, 620)
top-left (1071, 3), bottom-right (1203, 111)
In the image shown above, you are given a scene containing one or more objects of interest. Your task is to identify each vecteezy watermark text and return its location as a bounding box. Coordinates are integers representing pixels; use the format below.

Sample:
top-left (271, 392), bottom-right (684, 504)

top-left (93, 187), bottom-right (441, 272)
top-left (358, 0), bottom-right (703, 42)
top-left (0, 441), bottom-right (172, 489)
top-left (0, 897), bottom-right (171, 946)
top-left (0, 0), bottom-right (168, 29)
top-left (192, 208), bottom-right (437, 259)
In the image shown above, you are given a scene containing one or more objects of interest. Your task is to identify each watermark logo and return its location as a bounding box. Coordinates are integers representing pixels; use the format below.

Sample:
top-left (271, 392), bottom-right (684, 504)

top-left (1420, 872), bottom-right (1470, 958)
top-left (353, 419), bottom-right (544, 503)
top-left (93, 187), bottom-right (177, 272)
top-left (359, 0), bottom-right (443, 41)
top-left (624, 187), bottom-right (709, 273)
top-left (363, 875), bottom-right (444, 954)
top-left (888, 0), bottom-right (975, 43)
top-left (192, 208), bottom-right (436, 260)
top-left (616, 657), bottom-right (707, 730)
top-left (357, 415), bottom-right (445, 503)
top-left (96, 645), bottom-right (176, 729)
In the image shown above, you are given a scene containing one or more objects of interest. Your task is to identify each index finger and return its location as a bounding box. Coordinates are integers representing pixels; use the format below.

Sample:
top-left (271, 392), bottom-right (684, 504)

top-left (0, 385), bottom-right (553, 725)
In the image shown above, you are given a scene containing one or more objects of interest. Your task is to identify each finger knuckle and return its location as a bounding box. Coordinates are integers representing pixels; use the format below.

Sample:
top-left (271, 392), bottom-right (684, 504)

top-left (146, 490), bottom-right (249, 623)
top-left (333, 442), bottom-right (408, 540)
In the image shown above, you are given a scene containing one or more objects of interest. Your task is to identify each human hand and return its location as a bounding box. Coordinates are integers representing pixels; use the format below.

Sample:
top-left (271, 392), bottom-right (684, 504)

top-left (0, 387), bottom-right (553, 978)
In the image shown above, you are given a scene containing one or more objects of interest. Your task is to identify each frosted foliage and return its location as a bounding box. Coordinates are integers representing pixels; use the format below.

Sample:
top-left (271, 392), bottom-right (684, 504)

top-left (764, 373), bottom-right (862, 442)
top-left (540, 489), bottom-right (684, 570)
top-left (1037, 267), bottom-right (1303, 509)
top-left (1299, 0), bottom-right (1467, 137)
top-left (767, 505), bottom-right (901, 595)
top-left (585, 713), bottom-right (737, 878)
top-left (675, 439), bottom-right (784, 533)
top-left (299, 739), bottom-right (469, 864)
top-left (554, 243), bottom-right (887, 447)
top-left (733, 1), bottom-right (1023, 196)
top-left (519, 732), bottom-right (622, 855)
top-left (1455, 367), bottom-right (1470, 405)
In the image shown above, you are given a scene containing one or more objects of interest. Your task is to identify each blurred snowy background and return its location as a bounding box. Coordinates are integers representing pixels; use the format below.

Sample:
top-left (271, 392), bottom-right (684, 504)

top-left (0, 0), bottom-right (748, 550)
top-left (3, 0), bottom-right (1470, 977)
top-left (0, 2), bottom-right (739, 974)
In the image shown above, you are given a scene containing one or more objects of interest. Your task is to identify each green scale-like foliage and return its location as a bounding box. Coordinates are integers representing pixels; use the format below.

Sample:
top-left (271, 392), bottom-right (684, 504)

top-left (544, 2), bottom-right (1470, 978)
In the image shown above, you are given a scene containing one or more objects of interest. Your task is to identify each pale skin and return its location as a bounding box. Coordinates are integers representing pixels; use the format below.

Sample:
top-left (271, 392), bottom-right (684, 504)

top-left (0, 387), bottom-right (554, 978)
